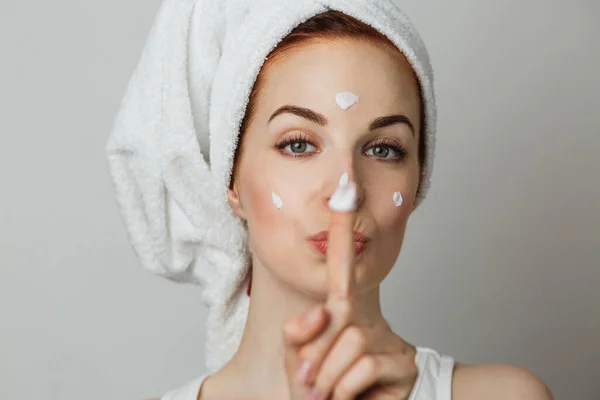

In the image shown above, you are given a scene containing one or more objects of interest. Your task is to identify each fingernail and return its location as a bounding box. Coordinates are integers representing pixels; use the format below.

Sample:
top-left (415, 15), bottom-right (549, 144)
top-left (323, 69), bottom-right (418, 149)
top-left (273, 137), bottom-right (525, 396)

top-left (296, 360), bottom-right (311, 383)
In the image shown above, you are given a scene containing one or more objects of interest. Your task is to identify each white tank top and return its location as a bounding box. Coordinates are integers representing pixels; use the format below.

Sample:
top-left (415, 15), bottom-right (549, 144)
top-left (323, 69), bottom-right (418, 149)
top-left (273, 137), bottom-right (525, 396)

top-left (161, 347), bottom-right (455, 400)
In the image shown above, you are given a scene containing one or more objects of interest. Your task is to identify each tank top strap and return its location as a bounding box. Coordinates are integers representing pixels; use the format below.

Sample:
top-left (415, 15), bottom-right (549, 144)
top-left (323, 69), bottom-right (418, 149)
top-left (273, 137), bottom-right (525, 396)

top-left (436, 353), bottom-right (455, 400)
top-left (409, 347), bottom-right (455, 400)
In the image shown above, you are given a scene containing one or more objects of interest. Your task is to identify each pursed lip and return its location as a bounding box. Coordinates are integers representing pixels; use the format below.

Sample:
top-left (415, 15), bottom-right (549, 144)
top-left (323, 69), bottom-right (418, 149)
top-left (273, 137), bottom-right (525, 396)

top-left (306, 230), bottom-right (370, 256)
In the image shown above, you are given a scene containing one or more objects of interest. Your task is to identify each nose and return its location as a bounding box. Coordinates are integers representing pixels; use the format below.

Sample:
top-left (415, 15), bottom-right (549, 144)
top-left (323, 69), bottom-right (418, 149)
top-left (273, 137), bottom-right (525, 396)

top-left (323, 170), bottom-right (365, 210)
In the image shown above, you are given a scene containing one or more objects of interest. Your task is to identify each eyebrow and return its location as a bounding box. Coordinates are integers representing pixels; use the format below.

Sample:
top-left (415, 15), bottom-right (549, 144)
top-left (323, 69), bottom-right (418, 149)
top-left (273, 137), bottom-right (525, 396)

top-left (268, 105), bottom-right (415, 135)
top-left (369, 115), bottom-right (415, 135)
top-left (268, 105), bottom-right (328, 126)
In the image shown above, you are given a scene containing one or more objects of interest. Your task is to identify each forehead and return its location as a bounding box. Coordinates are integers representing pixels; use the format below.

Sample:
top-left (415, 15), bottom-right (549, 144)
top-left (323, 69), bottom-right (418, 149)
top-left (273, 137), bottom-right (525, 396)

top-left (257, 39), bottom-right (421, 121)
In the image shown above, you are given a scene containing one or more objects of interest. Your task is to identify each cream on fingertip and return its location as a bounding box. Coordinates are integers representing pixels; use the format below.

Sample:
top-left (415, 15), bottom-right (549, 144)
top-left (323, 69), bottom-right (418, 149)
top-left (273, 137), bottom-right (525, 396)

top-left (328, 174), bottom-right (357, 212)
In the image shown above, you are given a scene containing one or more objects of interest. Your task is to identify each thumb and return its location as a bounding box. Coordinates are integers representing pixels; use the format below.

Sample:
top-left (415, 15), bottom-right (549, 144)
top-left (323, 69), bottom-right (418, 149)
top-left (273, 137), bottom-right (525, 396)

top-left (283, 306), bottom-right (328, 348)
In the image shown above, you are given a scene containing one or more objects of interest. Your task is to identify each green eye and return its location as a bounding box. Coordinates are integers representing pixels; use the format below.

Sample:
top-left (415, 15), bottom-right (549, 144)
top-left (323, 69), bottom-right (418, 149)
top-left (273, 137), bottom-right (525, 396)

top-left (285, 141), bottom-right (316, 154)
top-left (365, 141), bottom-right (409, 161)
top-left (366, 145), bottom-right (394, 159)
top-left (290, 142), bottom-right (307, 153)
top-left (275, 134), bottom-right (318, 158)
top-left (371, 146), bottom-right (389, 158)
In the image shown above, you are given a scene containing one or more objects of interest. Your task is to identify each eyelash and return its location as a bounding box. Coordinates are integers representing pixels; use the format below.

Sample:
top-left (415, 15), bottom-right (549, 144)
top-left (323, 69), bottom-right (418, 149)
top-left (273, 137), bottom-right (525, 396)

top-left (275, 133), bottom-right (409, 162)
top-left (366, 138), bottom-right (409, 163)
top-left (275, 133), bottom-right (315, 158)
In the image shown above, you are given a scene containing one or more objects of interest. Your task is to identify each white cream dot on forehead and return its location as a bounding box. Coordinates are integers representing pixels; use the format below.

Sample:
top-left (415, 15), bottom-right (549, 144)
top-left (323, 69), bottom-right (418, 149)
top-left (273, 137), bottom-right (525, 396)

top-left (271, 192), bottom-right (283, 211)
top-left (335, 92), bottom-right (359, 110)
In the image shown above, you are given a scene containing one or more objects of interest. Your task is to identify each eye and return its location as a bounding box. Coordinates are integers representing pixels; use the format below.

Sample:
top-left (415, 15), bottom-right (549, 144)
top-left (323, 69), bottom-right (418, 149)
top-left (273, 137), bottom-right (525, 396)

top-left (275, 133), bottom-right (318, 157)
top-left (367, 145), bottom-right (391, 158)
top-left (286, 141), bottom-right (316, 154)
top-left (364, 139), bottom-right (408, 162)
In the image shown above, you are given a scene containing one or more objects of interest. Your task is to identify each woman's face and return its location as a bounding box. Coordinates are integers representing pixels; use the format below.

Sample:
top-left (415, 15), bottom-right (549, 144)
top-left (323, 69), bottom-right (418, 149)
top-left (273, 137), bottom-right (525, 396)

top-left (228, 38), bottom-right (422, 297)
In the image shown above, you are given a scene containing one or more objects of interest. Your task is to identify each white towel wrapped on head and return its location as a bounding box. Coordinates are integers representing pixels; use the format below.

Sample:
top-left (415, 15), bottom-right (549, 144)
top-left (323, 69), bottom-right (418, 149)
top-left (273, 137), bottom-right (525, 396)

top-left (106, 0), bottom-right (436, 373)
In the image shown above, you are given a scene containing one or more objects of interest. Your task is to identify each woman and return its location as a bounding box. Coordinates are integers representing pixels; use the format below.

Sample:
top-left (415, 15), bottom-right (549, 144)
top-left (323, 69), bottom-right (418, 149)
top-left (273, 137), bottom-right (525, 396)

top-left (107, 1), bottom-right (553, 399)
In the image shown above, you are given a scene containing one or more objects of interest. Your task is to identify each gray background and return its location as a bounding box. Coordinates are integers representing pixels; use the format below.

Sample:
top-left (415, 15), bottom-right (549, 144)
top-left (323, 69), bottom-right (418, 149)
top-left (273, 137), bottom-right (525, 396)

top-left (1, 0), bottom-right (598, 399)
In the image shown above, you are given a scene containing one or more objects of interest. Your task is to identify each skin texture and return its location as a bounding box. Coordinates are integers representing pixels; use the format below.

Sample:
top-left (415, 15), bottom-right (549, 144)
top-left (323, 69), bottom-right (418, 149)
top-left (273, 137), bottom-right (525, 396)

top-left (189, 39), bottom-right (554, 400)
top-left (231, 38), bottom-right (421, 302)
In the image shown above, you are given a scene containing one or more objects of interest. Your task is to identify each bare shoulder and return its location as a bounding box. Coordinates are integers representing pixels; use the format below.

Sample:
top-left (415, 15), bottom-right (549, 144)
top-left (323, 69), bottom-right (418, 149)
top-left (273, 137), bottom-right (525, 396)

top-left (452, 362), bottom-right (554, 400)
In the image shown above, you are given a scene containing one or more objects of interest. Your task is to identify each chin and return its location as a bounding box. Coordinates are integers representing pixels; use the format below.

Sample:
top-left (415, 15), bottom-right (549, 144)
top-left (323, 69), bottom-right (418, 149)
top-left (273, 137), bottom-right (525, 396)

top-left (286, 260), bottom-right (384, 298)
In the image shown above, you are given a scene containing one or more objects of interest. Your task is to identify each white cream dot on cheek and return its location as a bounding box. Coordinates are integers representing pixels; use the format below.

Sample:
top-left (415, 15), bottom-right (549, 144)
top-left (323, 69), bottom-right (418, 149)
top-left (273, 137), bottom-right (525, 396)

top-left (335, 92), bottom-right (359, 110)
top-left (271, 191), bottom-right (283, 211)
top-left (393, 191), bottom-right (404, 207)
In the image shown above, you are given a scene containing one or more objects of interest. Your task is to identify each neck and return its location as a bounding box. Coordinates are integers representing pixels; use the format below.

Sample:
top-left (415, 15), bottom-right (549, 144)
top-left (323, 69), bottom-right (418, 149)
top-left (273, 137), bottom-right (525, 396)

top-left (222, 258), bottom-right (388, 398)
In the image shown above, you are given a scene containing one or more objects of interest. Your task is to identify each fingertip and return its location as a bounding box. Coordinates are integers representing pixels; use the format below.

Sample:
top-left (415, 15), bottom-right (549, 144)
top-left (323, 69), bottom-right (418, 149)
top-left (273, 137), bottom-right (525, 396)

top-left (328, 180), bottom-right (358, 213)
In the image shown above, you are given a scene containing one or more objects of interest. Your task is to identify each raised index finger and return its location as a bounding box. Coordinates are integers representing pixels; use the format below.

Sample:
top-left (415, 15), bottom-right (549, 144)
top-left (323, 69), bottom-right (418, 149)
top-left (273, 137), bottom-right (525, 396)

top-left (326, 174), bottom-right (358, 300)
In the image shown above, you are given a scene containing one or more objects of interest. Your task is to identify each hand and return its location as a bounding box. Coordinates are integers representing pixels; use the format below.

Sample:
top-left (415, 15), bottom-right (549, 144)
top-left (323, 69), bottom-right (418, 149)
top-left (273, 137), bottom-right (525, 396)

top-left (283, 179), bottom-right (418, 399)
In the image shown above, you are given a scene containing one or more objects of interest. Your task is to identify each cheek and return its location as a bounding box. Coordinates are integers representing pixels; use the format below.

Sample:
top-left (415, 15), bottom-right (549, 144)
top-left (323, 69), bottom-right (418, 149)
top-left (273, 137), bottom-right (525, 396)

top-left (242, 174), bottom-right (309, 225)
top-left (356, 175), bottom-right (417, 289)
top-left (365, 167), bottom-right (419, 235)
top-left (372, 189), bottom-right (413, 236)
top-left (240, 172), bottom-right (314, 263)
top-left (242, 179), bottom-right (282, 235)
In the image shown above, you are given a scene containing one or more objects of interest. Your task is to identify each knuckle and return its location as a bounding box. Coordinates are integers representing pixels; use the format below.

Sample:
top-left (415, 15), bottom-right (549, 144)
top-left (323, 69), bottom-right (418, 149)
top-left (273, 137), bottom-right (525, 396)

top-left (298, 344), bottom-right (321, 365)
top-left (360, 355), bottom-right (379, 377)
top-left (336, 300), bottom-right (353, 324)
top-left (344, 325), bottom-right (367, 350)
top-left (333, 382), bottom-right (355, 400)
top-left (315, 371), bottom-right (335, 391)
top-left (392, 351), bottom-right (418, 381)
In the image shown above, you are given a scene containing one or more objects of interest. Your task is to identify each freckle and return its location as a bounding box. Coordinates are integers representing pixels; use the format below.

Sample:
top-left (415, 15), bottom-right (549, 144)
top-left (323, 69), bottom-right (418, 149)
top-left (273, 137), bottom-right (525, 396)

top-left (271, 191), bottom-right (283, 211)
top-left (393, 191), bottom-right (403, 207)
